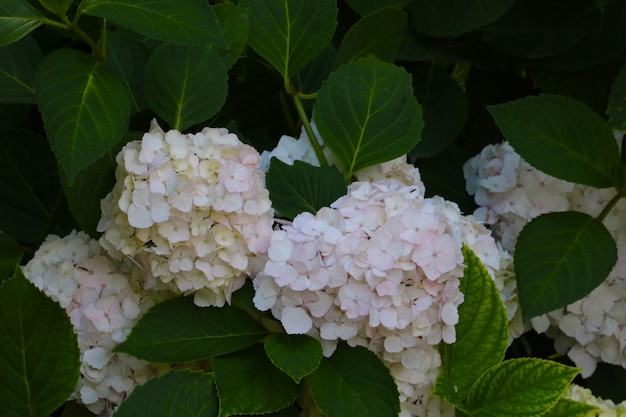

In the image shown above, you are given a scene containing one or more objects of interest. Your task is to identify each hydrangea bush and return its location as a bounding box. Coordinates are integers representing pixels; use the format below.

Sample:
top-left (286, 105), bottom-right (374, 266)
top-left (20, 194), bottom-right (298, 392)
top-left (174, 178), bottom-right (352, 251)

top-left (1, 1), bottom-right (626, 417)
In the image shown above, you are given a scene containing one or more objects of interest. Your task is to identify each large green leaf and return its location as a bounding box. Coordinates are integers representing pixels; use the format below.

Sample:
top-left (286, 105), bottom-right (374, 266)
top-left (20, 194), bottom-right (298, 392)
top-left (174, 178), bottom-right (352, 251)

top-left (79, 0), bottom-right (226, 46)
top-left (515, 211), bottom-right (617, 321)
top-left (608, 63), bottom-right (626, 132)
top-left (213, 344), bottom-right (299, 417)
top-left (0, 1), bottom-right (44, 47)
top-left (0, 35), bottom-right (41, 103)
top-left (38, 0), bottom-right (72, 15)
top-left (212, 4), bottom-right (249, 70)
top-left (106, 32), bottom-right (150, 113)
top-left (144, 44), bottom-right (228, 131)
top-left (307, 343), bottom-right (400, 417)
top-left (266, 159), bottom-right (346, 219)
top-left (335, 7), bottom-right (407, 68)
top-left (410, 63), bottom-right (467, 158)
top-left (0, 269), bottom-right (80, 417)
top-left (0, 235), bottom-right (21, 280)
top-left (0, 129), bottom-right (60, 244)
top-left (488, 95), bottom-right (622, 189)
top-left (465, 358), bottom-right (579, 417)
top-left (433, 246), bottom-right (508, 405)
top-left (408, 0), bottom-right (515, 37)
top-left (541, 398), bottom-right (598, 417)
top-left (240, 0), bottom-right (337, 78)
top-left (115, 296), bottom-right (268, 363)
top-left (35, 48), bottom-right (132, 184)
top-left (264, 334), bottom-right (323, 383)
top-left (114, 369), bottom-right (219, 417)
top-left (314, 56), bottom-right (423, 179)
top-left (294, 44), bottom-right (336, 95)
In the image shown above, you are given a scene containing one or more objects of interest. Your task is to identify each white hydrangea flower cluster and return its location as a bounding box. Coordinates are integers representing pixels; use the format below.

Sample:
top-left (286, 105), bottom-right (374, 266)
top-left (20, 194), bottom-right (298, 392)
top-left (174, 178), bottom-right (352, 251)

top-left (98, 121), bottom-right (274, 307)
top-left (565, 384), bottom-right (626, 416)
top-left (22, 231), bottom-right (172, 416)
top-left (253, 159), bottom-right (519, 417)
top-left (464, 137), bottom-right (626, 377)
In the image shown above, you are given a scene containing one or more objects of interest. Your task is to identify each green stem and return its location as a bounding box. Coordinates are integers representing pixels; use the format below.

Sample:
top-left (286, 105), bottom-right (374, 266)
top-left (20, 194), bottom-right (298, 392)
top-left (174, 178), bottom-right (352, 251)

top-left (297, 91), bottom-right (317, 100)
top-left (57, 15), bottom-right (106, 63)
top-left (596, 190), bottom-right (625, 222)
top-left (292, 94), bottom-right (328, 166)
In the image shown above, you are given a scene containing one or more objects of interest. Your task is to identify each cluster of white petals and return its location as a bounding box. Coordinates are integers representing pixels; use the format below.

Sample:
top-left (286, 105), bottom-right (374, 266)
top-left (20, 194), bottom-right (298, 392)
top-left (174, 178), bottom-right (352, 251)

top-left (464, 137), bottom-right (626, 377)
top-left (98, 121), bottom-right (274, 307)
top-left (22, 231), bottom-right (172, 416)
top-left (254, 157), bottom-right (518, 417)
top-left (565, 384), bottom-right (626, 416)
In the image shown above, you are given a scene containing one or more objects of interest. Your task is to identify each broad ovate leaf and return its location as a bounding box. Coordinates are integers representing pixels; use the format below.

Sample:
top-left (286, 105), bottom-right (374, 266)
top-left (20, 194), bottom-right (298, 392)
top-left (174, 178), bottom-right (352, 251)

top-left (213, 344), bottom-right (299, 417)
top-left (35, 48), bottom-right (132, 184)
top-left (240, 0), bottom-right (337, 78)
top-left (335, 7), bottom-right (407, 67)
top-left (115, 296), bottom-right (268, 363)
top-left (0, 269), bottom-right (80, 417)
top-left (79, 0), bottom-right (226, 46)
top-left (212, 3), bottom-right (249, 70)
top-left (266, 159), bottom-right (346, 219)
top-left (409, 0), bottom-right (515, 37)
top-left (0, 35), bottom-right (41, 103)
top-left (0, 234), bottom-right (21, 279)
top-left (608, 63), bottom-right (626, 132)
top-left (465, 358), bottom-right (579, 417)
top-left (38, 0), bottom-right (73, 15)
top-left (264, 334), bottom-right (323, 383)
top-left (144, 44), bottom-right (228, 131)
top-left (106, 32), bottom-right (150, 113)
top-left (314, 56), bottom-right (423, 179)
top-left (515, 211), bottom-right (617, 321)
top-left (345, 0), bottom-right (410, 16)
top-left (488, 95), bottom-right (622, 189)
top-left (433, 246), bottom-right (508, 405)
top-left (307, 343), bottom-right (400, 417)
top-left (114, 369), bottom-right (219, 417)
top-left (0, 1), bottom-right (44, 47)
top-left (541, 398), bottom-right (598, 417)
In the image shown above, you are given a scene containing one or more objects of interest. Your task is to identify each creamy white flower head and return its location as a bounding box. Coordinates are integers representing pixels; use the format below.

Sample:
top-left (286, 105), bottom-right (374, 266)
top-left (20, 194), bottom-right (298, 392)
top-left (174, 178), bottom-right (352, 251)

top-left (465, 136), bottom-right (626, 378)
top-left (22, 231), bottom-right (172, 416)
top-left (98, 121), bottom-right (274, 307)
top-left (565, 384), bottom-right (626, 416)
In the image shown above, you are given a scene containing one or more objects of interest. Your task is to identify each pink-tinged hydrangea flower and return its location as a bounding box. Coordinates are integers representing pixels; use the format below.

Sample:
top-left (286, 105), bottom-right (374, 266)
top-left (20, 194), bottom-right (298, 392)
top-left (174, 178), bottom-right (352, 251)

top-left (465, 137), bottom-right (626, 378)
top-left (22, 231), bottom-right (173, 416)
top-left (98, 121), bottom-right (274, 307)
top-left (254, 159), bottom-right (516, 417)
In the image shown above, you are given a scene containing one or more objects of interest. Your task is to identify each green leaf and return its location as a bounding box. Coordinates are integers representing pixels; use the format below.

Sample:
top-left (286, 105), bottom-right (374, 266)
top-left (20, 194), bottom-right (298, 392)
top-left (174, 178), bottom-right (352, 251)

top-left (345, 0), bottom-right (409, 16)
top-left (410, 63), bottom-right (467, 158)
top-left (294, 44), bottom-right (336, 95)
top-left (515, 211), bottom-right (617, 322)
top-left (335, 7), bottom-right (407, 68)
top-left (608, 63), bottom-right (626, 132)
top-left (212, 4), bottom-right (249, 70)
top-left (35, 48), bottom-right (132, 184)
top-left (264, 334), bottom-right (323, 383)
top-left (0, 1), bottom-right (44, 47)
top-left (408, 0), bottom-right (514, 37)
top-left (213, 344), bottom-right (299, 417)
top-left (488, 95), bottom-right (622, 189)
top-left (307, 343), bottom-right (400, 417)
top-left (266, 159), bottom-right (346, 219)
top-left (433, 246), bottom-right (508, 405)
top-left (79, 0), bottom-right (226, 46)
top-left (314, 56), bottom-right (423, 179)
top-left (240, 0), bottom-right (337, 78)
top-left (106, 32), bottom-right (150, 113)
top-left (0, 35), bottom-right (42, 103)
top-left (0, 128), bottom-right (60, 244)
top-left (115, 296), bottom-right (268, 363)
top-left (61, 149), bottom-right (117, 238)
top-left (541, 397), bottom-right (598, 417)
top-left (145, 44), bottom-right (228, 131)
top-left (0, 234), bottom-right (22, 280)
top-left (114, 369), bottom-right (219, 417)
top-left (0, 269), bottom-right (80, 417)
top-left (38, 0), bottom-right (72, 15)
top-left (465, 358), bottom-right (579, 417)
top-left (61, 401), bottom-right (95, 417)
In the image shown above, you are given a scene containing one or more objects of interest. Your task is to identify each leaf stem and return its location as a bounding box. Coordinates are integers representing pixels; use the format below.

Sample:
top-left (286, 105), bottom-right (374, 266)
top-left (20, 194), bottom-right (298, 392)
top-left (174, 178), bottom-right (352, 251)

top-left (56, 15), bottom-right (106, 63)
top-left (292, 93), bottom-right (328, 166)
top-left (297, 91), bottom-right (317, 100)
top-left (596, 190), bottom-right (625, 222)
